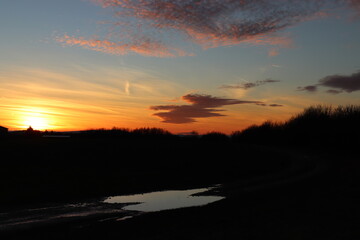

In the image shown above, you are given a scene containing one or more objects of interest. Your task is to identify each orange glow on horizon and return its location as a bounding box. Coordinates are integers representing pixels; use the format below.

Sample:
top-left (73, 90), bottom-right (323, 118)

top-left (0, 67), bottom-right (337, 134)
top-left (17, 107), bottom-right (58, 131)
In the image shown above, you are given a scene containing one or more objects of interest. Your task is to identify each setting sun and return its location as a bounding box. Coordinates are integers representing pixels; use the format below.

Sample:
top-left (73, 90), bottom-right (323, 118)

top-left (24, 116), bottom-right (49, 130)
top-left (18, 108), bottom-right (55, 130)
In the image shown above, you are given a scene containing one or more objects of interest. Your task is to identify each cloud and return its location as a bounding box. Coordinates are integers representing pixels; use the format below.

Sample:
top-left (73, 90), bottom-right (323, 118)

top-left (255, 103), bottom-right (284, 107)
top-left (348, 0), bottom-right (360, 16)
top-left (319, 71), bottom-right (360, 93)
top-left (297, 70), bottom-right (360, 94)
top-left (56, 0), bottom-right (360, 57)
top-left (94, 0), bottom-right (323, 49)
top-left (269, 104), bottom-right (284, 107)
top-left (124, 81), bottom-right (130, 95)
top-left (150, 93), bottom-right (278, 124)
top-left (268, 48), bottom-right (280, 57)
top-left (220, 79), bottom-right (280, 90)
top-left (297, 85), bottom-right (318, 93)
top-left (55, 34), bottom-right (192, 57)
top-left (326, 89), bottom-right (342, 94)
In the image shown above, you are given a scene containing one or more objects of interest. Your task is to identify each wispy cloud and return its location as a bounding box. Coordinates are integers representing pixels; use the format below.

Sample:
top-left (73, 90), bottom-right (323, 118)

top-left (55, 34), bottom-right (192, 57)
top-left (269, 104), bottom-right (284, 107)
top-left (55, 0), bottom-right (360, 57)
top-left (220, 79), bottom-right (280, 90)
top-left (297, 70), bottom-right (360, 94)
top-left (150, 93), bottom-right (281, 124)
top-left (0, 66), bottom-right (185, 129)
top-left (326, 89), bottom-right (343, 94)
top-left (268, 48), bottom-right (280, 57)
top-left (297, 85), bottom-right (318, 93)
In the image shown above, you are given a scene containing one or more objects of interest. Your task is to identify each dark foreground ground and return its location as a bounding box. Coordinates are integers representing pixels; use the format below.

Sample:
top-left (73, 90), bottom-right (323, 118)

top-left (1, 135), bottom-right (359, 239)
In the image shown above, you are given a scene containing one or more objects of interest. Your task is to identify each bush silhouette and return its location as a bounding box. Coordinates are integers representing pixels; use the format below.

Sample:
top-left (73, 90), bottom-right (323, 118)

top-left (24, 126), bottom-right (43, 137)
top-left (131, 127), bottom-right (172, 136)
top-left (201, 131), bottom-right (229, 142)
top-left (232, 104), bottom-right (360, 147)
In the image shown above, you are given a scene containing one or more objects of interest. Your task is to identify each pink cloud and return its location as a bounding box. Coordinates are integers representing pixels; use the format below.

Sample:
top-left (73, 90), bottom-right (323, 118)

top-left (100, 0), bottom-right (306, 49)
top-left (57, 0), bottom-right (359, 57)
top-left (55, 34), bottom-right (192, 57)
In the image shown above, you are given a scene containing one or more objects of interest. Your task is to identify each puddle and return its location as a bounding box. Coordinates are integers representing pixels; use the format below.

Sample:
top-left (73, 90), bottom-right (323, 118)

top-left (0, 202), bottom-right (127, 231)
top-left (103, 187), bottom-right (224, 212)
top-left (0, 185), bottom-right (223, 231)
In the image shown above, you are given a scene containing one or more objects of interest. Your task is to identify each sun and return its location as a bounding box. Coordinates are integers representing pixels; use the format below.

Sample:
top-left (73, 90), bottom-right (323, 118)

top-left (19, 108), bottom-right (55, 131)
top-left (25, 116), bottom-right (50, 130)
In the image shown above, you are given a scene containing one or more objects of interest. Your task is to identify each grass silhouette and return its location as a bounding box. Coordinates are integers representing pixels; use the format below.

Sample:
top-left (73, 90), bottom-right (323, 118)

top-left (231, 104), bottom-right (360, 147)
top-left (7, 104), bottom-right (359, 146)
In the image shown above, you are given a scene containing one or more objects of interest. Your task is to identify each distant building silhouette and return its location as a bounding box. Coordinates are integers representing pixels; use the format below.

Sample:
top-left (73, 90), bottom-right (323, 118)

top-left (0, 126), bottom-right (9, 133)
top-left (0, 126), bottom-right (8, 135)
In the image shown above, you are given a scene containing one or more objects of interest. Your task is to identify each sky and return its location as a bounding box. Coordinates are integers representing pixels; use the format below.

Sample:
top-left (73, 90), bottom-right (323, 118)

top-left (0, 0), bottom-right (359, 134)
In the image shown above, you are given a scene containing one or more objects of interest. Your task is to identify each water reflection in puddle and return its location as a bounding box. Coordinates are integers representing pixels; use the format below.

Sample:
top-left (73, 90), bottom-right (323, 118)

top-left (0, 185), bottom-right (223, 230)
top-left (104, 187), bottom-right (224, 212)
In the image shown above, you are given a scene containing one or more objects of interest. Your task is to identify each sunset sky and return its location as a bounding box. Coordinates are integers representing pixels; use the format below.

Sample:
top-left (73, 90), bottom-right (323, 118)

top-left (1, 0), bottom-right (359, 134)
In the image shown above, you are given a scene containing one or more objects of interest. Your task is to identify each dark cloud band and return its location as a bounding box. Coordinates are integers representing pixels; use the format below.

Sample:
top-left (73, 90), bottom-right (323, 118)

top-left (297, 70), bottom-right (360, 94)
top-left (319, 71), bottom-right (360, 93)
top-left (150, 93), bottom-right (282, 124)
top-left (220, 79), bottom-right (280, 90)
top-left (297, 85), bottom-right (318, 93)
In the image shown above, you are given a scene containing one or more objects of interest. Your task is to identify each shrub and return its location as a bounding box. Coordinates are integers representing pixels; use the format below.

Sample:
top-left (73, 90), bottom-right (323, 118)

top-left (201, 131), bottom-right (229, 142)
top-left (232, 104), bottom-right (360, 147)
